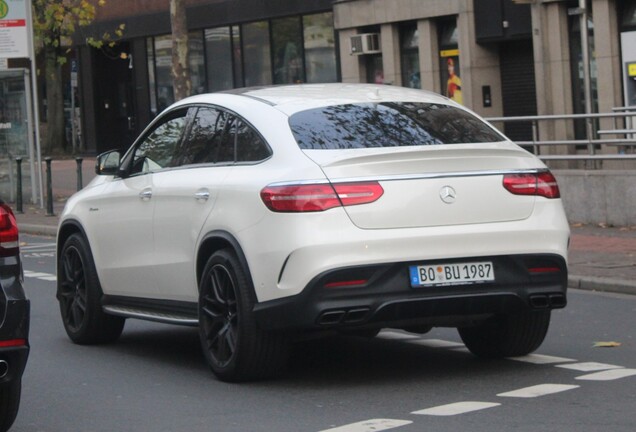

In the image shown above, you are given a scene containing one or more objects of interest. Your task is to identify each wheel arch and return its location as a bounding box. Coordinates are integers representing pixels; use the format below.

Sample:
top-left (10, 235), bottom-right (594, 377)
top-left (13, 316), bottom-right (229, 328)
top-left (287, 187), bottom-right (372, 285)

top-left (57, 219), bottom-right (89, 258)
top-left (197, 231), bottom-right (256, 294)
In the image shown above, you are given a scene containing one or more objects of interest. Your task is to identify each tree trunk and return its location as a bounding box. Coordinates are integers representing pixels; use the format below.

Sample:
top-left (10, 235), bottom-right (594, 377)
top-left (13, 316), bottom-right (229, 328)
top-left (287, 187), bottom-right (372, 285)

top-left (170, 0), bottom-right (191, 101)
top-left (44, 46), bottom-right (66, 154)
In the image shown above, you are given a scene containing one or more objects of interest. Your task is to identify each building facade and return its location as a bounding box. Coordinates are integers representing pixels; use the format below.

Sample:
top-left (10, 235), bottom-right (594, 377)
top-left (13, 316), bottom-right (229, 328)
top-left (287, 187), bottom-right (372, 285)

top-left (72, 0), bottom-right (635, 155)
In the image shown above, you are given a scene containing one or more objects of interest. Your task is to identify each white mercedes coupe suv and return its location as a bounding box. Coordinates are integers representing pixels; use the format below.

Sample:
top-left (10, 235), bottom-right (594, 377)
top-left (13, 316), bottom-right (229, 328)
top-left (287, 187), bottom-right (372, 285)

top-left (56, 84), bottom-right (569, 382)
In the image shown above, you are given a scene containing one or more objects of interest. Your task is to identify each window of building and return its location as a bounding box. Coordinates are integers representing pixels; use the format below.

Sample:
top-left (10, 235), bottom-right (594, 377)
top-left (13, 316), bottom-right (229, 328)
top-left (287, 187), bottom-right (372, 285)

top-left (148, 32), bottom-right (206, 115)
top-left (242, 21), bottom-right (272, 86)
top-left (569, 10), bottom-right (598, 139)
top-left (400, 23), bottom-right (420, 89)
top-left (272, 16), bottom-right (304, 84)
top-left (205, 27), bottom-right (234, 92)
top-left (303, 12), bottom-right (337, 83)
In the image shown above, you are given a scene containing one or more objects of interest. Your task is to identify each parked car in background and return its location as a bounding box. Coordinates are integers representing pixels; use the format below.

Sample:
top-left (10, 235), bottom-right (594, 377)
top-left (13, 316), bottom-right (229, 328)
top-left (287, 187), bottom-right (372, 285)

top-left (0, 199), bottom-right (29, 431)
top-left (56, 84), bottom-right (569, 382)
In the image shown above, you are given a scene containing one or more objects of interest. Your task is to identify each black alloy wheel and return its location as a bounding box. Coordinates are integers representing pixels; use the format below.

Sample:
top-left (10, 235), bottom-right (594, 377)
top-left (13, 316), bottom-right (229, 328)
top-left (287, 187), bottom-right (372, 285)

top-left (57, 234), bottom-right (125, 344)
top-left (58, 243), bottom-right (88, 333)
top-left (199, 261), bottom-right (238, 368)
top-left (198, 249), bottom-right (289, 382)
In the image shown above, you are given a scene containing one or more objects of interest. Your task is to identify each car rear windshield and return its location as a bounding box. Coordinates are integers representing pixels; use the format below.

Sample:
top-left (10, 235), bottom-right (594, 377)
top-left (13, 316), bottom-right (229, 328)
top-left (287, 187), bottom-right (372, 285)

top-left (289, 102), bottom-right (505, 149)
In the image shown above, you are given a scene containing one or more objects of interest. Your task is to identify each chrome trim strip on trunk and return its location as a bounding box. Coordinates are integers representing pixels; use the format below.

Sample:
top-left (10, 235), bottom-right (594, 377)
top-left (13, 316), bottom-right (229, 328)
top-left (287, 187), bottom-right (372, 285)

top-left (266, 169), bottom-right (545, 187)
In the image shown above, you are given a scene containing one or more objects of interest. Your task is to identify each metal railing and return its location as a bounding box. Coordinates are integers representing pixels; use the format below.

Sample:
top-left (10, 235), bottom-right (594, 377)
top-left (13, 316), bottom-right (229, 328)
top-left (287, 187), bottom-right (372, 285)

top-left (485, 110), bottom-right (636, 163)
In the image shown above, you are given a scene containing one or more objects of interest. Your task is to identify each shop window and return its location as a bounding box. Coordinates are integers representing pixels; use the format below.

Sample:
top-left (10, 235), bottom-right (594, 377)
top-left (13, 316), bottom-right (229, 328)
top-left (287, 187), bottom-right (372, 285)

top-left (205, 27), bottom-right (234, 92)
top-left (232, 25), bottom-right (243, 87)
top-left (400, 23), bottom-right (420, 89)
top-left (272, 17), bottom-right (304, 84)
top-left (149, 32), bottom-right (206, 115)
top-left (303, 12), bottom-right (337, 83)
top-left (569, 10), bottom-right (598, 140)
top-left (242, 21), bottom-right (272, 86)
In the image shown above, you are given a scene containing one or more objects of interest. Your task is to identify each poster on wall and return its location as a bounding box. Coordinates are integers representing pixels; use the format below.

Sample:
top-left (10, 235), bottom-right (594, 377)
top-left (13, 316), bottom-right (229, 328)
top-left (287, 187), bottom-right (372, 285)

top-left (440, 49), bottom-right (462, 105)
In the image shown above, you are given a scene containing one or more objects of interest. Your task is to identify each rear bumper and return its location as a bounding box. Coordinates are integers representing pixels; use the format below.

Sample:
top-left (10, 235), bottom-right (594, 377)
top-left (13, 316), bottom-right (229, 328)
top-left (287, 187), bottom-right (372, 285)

top-left (0, 275), bottom-right (30, 387)
top-left (253, 253), bottom-right (567, 331)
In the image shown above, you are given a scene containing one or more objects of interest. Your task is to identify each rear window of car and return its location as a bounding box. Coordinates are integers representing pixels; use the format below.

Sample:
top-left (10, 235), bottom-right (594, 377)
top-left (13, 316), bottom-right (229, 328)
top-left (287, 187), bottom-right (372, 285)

top-left (289, 102), bottom-right (505, 149)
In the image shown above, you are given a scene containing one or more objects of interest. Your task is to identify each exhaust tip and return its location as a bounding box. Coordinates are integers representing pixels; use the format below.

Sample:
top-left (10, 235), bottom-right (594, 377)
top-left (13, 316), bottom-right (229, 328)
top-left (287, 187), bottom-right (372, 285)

top-left (0, 360), bottom-right (8, 379)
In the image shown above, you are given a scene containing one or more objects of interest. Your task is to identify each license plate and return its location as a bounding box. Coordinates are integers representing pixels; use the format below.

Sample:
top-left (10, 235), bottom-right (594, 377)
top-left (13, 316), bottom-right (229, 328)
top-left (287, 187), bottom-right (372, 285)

top-left (409, 261), bottom-right (495, 287)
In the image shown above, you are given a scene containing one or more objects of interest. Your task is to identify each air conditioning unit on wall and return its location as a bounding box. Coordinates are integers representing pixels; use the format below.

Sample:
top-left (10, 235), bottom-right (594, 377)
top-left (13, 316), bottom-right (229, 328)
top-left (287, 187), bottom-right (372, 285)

top-left (350, 33), bottom-right (381, 55)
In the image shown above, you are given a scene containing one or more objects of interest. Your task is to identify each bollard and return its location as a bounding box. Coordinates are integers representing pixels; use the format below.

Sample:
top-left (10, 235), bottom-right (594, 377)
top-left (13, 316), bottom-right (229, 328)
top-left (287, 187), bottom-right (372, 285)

top-left (15, 157), bottom-right (23, 214)
top-left (75, 157), bottom-right (84, 191)
top-left (45, 157), bottom-right (54, 216)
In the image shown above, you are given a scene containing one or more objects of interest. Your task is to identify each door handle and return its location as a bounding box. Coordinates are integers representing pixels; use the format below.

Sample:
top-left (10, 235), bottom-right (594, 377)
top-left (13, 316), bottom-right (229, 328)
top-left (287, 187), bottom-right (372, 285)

top-left (139, 189), bottom-right (153, 201)
top-left (194, 189), bottom-right (210, 202)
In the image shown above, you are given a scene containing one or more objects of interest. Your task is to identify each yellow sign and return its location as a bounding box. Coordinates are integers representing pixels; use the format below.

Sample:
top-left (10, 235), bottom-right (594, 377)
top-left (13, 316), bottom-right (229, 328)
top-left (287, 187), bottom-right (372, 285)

top-left (629, 63), bottom-right (636, 77)
top-left (440, 49), bottom-right (459, 58)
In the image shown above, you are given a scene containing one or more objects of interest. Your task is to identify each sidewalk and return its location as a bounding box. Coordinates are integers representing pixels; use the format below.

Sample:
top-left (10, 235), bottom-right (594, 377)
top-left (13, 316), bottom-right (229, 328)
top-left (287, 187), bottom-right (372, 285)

top-left (6, 157), bottom-right (636, 296)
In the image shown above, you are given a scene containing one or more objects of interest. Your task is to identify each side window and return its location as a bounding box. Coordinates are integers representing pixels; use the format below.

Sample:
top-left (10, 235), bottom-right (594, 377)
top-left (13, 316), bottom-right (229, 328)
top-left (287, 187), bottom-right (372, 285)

top-left (130, 112), bottom-right (187, 174)
top-left (216, 115), bottom-right (236, 163)
top-left (176, 107), bottom-right (226, 165)
top-left (236, 120), bottom-right (271, 162)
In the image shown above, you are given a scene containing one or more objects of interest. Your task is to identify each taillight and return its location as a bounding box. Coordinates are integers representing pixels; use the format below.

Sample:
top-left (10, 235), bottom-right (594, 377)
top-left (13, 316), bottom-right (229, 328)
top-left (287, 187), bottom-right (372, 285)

top-left (0, 203), bottom-right (19, 254)
top-left (261, 182), bottom-right (384, 212)
top-left (503, 171), bottom-right (560, 199)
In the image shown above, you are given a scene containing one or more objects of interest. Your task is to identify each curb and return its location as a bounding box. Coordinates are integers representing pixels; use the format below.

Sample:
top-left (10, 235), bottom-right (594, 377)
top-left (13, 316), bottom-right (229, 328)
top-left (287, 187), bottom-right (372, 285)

top-left (19, 223), bottom-right (58, 238)
top-left (568, 275), bottom-right (636, 296)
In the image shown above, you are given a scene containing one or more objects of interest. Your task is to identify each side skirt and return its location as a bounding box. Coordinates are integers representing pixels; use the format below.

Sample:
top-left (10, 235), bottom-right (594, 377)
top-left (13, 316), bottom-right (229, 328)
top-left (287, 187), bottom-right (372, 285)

top-left (102, 295), bottom-right (198, 326)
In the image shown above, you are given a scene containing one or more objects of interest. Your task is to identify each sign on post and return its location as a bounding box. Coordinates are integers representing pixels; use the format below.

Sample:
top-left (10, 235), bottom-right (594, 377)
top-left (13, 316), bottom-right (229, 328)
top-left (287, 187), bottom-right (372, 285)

top-left (0, 0), bottom-right (29, 58)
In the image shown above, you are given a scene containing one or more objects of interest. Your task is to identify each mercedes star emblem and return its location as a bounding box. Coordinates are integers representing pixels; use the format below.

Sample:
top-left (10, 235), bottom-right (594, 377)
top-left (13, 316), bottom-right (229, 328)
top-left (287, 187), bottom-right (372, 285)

top-left (440, 185), bottom-right (457, 204)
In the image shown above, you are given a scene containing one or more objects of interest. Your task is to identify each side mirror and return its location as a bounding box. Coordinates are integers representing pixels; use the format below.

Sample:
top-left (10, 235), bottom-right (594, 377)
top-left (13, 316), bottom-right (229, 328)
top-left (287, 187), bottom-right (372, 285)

top-left (95, 150), bottom-right (122, 176)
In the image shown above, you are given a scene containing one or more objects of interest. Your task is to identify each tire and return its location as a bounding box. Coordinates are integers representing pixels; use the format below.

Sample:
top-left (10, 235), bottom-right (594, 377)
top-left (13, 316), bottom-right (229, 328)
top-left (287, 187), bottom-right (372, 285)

top-left (57, 233), bottom-right (125, 344)
top-left (0, 380), bottom-right (21, 432)
top-left (458, 310), bottom-right (551, 358)
top-left (198, 249), bottom-right (289, 382)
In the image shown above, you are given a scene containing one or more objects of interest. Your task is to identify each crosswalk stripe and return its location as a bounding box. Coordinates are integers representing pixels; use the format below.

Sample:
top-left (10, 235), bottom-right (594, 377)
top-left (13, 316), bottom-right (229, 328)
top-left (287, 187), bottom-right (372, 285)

top-left (497, 384), bottom-right (579, 398)
top-left (377, 331), bottom-right (420, 341)
top-left (407, 339), bottom-right (464, 348)
top-left (318, 419), bottom-right (412, 432)
top-left (576, 369), bottom-right (636, 381)
top-left (556, 362), bottom-right (623, 372)
top-left (412, 401), bottom-right (500, 416)
top-left (507, 354), bottom-right (576, 364)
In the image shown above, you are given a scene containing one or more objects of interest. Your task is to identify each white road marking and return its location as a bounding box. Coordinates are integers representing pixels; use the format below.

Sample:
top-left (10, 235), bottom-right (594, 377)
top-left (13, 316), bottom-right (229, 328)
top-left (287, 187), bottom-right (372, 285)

top-left (377, 331), bottom-right (420, 341)
top-left (576, 369), bottom-right (636, 381)
top-left (23, 270), bottom-right (57, 282)
top-left (497, 384), bottom-right (580, 398)
top-left (319, 419), bottom-right (412, 432)
top-left (407, 339), bottom-right (464, 348)
top-left (557, 362), bottom-right (623, 372)
top-left (24, 271), bottom-right (51, 278)
top-left (412, 401), bottom-right (500, 416)
top-left (507, 354), bottom-right (576, 364)
top-left (20, 243), bottom-right (56, 250)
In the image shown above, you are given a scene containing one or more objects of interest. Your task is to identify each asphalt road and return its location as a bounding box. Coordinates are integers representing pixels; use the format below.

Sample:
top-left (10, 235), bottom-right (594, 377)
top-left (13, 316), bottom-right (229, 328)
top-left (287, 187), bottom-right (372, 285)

top-left (11, 234), bottom-right (636, 432)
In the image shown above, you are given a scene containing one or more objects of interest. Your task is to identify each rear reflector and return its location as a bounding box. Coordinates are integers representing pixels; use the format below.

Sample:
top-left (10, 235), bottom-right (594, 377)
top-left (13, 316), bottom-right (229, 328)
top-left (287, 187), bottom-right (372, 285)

top-left (261, 182), bottom-right (384, 212)
top-left (528, 267), bottom-right (561, 274)
top-left (503, 171), bottom-right (561, 199)
top-left (0, 339), bottom-right (26, 348)
top-left (324, 279), bottom-right (368, 288)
